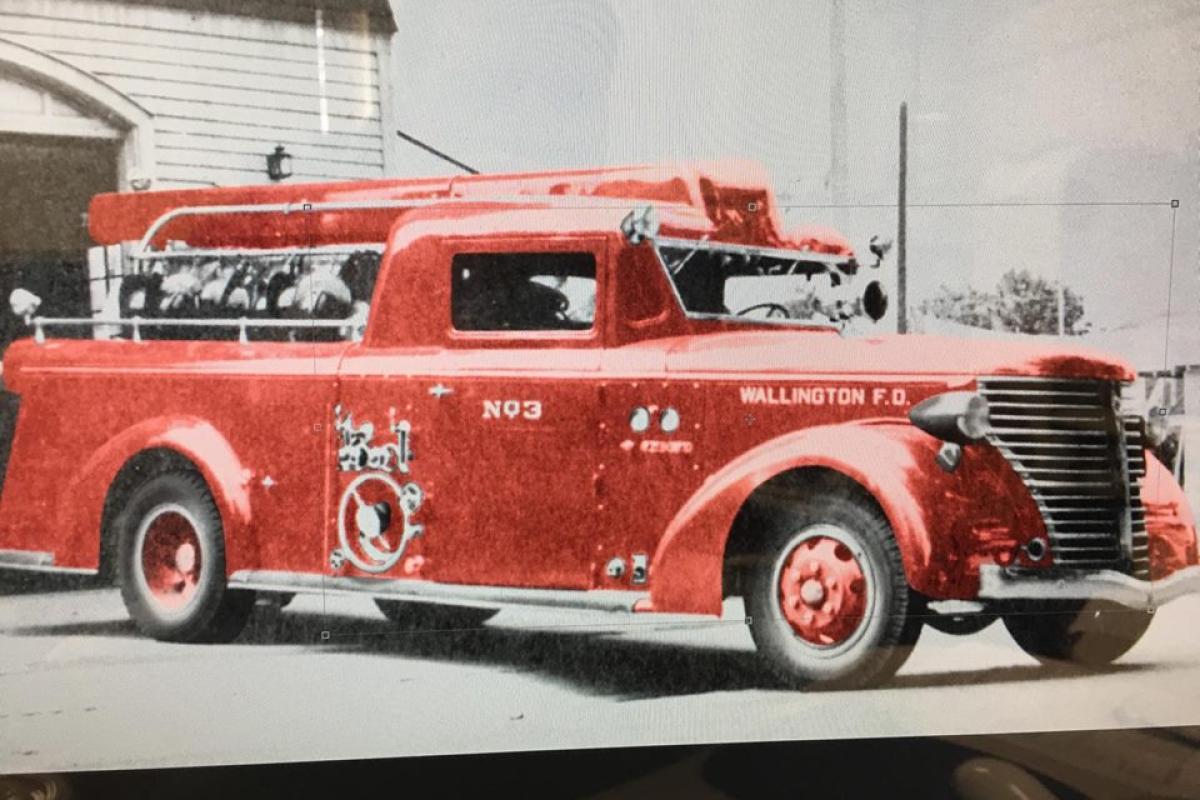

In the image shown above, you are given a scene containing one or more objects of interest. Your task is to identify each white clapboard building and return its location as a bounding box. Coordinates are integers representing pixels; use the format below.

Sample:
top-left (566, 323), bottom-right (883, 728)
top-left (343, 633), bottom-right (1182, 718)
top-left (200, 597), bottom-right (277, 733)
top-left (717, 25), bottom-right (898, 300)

top-left (0, 0), bottom-right (397, 189)
top-left (0, 0), bottom-right (397, 331)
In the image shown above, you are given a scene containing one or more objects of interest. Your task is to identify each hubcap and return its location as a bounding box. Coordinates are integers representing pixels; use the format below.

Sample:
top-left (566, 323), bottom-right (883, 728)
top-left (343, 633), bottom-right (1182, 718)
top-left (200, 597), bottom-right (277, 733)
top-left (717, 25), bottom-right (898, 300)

top-left (139, 509), bottom-right (202, 612)
top-left (778, 532), bottom-right (869, 646)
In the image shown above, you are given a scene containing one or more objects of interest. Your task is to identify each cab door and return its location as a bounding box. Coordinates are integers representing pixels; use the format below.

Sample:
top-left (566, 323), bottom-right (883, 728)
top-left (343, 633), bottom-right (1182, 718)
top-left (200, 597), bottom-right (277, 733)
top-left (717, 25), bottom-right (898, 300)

top-left (334, 237), bottom-right (606, 591)
top-left (431, 239), bottom-right (606, 589)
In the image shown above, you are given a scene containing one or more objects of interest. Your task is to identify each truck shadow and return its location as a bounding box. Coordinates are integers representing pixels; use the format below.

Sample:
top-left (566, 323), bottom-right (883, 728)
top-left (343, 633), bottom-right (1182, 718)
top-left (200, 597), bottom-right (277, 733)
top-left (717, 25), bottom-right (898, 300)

top-left (5, 603), bottom-right (1158, 701)
top-left (887, 662), bottom-right (1151, 690)
top-left (251, 607), bottom-right (777, 700)
top-left (0, 572), bottom-right (101, 595)
top-left (6, 618), bottom-right (139, 637)
top-left (240, 606), bottom-right (1156, 700)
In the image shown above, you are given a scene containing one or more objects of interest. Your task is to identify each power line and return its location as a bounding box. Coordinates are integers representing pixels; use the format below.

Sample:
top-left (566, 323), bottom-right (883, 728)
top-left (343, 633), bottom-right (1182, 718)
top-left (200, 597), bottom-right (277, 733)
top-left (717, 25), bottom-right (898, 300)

top-left (396, 129), bottom-right (479, 175)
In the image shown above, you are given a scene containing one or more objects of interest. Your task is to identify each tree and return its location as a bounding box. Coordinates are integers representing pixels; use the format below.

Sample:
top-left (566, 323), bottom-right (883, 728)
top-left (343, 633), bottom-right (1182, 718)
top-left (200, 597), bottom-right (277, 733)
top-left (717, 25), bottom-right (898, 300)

top-left (918, 269), bottom-right (1087, 335)
top-left (917, 284), bottom-right (994, 330)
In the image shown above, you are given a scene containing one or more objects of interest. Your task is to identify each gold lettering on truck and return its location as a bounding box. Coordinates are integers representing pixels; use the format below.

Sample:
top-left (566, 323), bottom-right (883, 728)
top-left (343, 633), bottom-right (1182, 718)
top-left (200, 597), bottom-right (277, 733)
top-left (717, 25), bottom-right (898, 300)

top-left (739, 386), bottom-right (907, 406)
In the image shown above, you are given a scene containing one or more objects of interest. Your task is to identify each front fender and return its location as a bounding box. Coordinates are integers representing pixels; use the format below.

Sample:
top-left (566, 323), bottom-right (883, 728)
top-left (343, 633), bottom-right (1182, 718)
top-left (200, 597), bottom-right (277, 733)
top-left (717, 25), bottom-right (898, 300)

top-left (58, 416), bottom-right (253, 572)
top-left (1142, 453), bottom-right (1198, 578)
top-left (647, 422), bottom-right (1043, 615)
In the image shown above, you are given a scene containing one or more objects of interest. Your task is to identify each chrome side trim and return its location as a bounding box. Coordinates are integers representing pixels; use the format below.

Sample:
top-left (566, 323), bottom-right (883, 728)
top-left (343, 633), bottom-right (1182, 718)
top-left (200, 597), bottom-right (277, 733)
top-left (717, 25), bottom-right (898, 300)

top-left (227, 570), bottom-right (648, 613)
top-left (978, 564), bottom-right (1200, 610)
top-left (0, 549), bottom-right (98, 576)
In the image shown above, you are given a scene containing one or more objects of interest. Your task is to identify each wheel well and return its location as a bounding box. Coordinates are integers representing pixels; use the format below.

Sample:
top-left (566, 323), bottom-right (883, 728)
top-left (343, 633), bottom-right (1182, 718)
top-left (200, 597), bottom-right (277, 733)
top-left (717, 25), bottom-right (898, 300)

top-left (722, 467), bottom-right (888, 599)
top-left (97, 448), bottom-right (201, 582)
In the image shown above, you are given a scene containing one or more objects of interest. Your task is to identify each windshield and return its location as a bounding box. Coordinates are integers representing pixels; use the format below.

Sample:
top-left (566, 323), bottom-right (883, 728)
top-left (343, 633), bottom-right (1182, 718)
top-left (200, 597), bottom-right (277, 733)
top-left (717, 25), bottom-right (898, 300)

top-left (654, 237), bottom-right (859, 328)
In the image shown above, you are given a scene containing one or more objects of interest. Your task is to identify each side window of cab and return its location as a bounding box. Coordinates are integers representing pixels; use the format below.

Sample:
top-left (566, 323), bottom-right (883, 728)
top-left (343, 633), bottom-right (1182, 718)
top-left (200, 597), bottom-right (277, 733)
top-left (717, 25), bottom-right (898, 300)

top-left (450, 252), bottom-right (596, 332)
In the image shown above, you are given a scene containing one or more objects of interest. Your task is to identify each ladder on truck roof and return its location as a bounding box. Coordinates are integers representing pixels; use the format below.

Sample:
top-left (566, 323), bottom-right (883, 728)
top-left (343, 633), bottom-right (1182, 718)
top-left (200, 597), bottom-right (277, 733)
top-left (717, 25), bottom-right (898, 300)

top-left (132, 195), bottom-right (666, 258)
top-left (125, 197), bottom-right (851, 271)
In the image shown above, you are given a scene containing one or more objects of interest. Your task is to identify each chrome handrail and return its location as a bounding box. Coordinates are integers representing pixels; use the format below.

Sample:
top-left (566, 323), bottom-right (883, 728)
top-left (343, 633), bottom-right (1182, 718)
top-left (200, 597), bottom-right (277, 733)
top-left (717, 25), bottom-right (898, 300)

top-left (129, 242), bottom-right (386, 261)
top-left (31, 315), bottom-right (363, 345)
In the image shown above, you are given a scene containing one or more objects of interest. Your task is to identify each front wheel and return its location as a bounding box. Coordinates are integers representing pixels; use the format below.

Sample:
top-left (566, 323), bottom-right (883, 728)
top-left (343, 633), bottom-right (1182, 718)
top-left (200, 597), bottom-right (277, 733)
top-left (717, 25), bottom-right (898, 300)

top-left (1002, 600), bottom-right (1152, 667)
top-left (116, 470), bottom-right (255, 642)
top-left (743, 488), bottom-right (923, 689)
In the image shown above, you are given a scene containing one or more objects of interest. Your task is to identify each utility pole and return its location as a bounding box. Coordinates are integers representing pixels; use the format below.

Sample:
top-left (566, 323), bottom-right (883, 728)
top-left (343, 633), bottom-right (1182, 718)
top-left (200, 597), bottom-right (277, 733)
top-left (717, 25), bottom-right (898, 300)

top-left (828, 0), bottom-right (849, 204)
top-left (1057, 282), bottom-right (1066, 336)
top-left (897, 102), bottom-right (908, 334)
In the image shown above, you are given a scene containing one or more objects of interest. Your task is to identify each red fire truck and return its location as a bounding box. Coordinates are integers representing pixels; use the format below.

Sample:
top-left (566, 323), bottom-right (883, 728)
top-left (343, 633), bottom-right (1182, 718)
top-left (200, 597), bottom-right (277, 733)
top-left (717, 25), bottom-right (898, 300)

top-left (0, 162), bottom-right (1195, 689)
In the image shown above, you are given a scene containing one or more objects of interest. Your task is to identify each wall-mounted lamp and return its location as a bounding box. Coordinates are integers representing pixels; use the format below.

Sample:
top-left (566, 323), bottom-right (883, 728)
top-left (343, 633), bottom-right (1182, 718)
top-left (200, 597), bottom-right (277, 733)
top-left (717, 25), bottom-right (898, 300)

top-left (266, 145), bottom-right (293, 182)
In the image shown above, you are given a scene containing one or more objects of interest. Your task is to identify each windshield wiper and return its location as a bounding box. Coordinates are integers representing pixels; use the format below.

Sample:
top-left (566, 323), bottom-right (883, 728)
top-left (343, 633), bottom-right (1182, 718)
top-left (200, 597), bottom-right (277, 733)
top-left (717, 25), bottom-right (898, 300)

top-left (666, 236), bottom-right (710, 275)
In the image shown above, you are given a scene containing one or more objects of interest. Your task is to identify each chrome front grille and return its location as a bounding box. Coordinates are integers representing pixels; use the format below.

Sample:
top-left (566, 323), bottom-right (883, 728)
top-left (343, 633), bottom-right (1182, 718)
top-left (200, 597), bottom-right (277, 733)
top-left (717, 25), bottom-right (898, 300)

top-left (978, 377), bottom-right (1147, 576)
top-left (1123, 412), bottom-right (1150, 577)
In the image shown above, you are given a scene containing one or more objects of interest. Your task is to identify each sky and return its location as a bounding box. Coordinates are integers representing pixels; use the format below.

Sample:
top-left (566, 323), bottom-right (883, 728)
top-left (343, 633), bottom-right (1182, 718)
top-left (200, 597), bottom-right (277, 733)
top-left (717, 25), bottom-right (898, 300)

top-left (385, 0), bottom-right (1199, 367)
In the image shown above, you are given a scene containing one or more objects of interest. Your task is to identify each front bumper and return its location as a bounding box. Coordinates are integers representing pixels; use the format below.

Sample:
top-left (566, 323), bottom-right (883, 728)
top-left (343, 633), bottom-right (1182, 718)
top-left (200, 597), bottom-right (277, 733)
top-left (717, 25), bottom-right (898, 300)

top-left (978, 564), bottom-right (1200, 611)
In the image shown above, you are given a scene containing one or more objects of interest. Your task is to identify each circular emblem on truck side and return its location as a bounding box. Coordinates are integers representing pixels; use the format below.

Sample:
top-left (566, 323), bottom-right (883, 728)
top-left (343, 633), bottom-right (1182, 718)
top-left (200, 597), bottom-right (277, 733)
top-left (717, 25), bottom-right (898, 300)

top-left (335, 472), bottom-right (424, 574)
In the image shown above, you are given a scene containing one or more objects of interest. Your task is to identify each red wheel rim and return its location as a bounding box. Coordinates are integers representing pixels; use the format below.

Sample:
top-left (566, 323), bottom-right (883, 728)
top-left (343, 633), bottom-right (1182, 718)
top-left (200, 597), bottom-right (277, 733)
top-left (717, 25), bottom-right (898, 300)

top-left (139, 509), bottom-right (202, 611)
top-left (777, 532), bottom-right (869, 646)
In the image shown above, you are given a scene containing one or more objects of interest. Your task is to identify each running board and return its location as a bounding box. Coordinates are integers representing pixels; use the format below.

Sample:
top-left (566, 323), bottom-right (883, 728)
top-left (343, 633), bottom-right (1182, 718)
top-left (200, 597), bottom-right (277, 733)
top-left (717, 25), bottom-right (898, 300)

top-left (0, 549), bottom-right (98, 576)
top-left (227, 570), bottom-right (649, 613)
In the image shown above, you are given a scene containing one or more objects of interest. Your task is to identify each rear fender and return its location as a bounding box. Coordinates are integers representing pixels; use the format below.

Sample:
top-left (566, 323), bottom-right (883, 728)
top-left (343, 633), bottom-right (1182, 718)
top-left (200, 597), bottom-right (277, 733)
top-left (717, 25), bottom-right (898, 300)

top-left (647, 422), bottom-right (1039, 615)
top-left (58, 416), bottom-right (253, 573)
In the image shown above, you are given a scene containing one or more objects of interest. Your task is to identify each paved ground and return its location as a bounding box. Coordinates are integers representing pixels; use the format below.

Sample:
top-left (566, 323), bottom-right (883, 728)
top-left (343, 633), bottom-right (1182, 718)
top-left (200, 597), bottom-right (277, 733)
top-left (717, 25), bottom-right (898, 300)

top-left (2, 578), bottom-right (1199, 773)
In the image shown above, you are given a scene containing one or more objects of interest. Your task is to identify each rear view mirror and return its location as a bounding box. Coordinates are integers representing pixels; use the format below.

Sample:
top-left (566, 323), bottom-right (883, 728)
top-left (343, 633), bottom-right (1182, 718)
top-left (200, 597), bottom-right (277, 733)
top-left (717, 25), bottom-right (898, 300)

top-left (868, 235), bottom-right (892, 268)
top-left (9, 288), bottom-right (41, 322)
top-left (863, 280), bottom-right (888, 322)
top-left (620, 205), bottom-right (660, 245)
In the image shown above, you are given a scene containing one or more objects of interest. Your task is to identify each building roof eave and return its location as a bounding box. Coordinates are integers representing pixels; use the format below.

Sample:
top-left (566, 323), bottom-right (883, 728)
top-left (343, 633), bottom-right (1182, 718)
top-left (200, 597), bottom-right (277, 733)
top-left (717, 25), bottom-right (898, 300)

top-left (116, 1), bottom-right (396, 34)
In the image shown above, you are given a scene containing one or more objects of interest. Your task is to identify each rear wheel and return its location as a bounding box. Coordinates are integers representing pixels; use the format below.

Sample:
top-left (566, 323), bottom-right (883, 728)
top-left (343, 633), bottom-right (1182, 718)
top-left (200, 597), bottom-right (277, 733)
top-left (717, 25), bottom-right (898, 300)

top-left (116, 470), bottom-right (255, 642)
top-left (743, 487), bottom-right (923, 689)
top-left (374, 599), bottom-right (498, 631)
top-left (1003, 600), bottom-right (1152, 667)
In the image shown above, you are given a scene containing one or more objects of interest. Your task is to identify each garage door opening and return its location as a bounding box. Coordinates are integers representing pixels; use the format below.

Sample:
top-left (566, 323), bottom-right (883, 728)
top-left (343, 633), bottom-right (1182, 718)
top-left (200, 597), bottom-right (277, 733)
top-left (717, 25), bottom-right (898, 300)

top-left (0, 134), bottom-right (118, 351)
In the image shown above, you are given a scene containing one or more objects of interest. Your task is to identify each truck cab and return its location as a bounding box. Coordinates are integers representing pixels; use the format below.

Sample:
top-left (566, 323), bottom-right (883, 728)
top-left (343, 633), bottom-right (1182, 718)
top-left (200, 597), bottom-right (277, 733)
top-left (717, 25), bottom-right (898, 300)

top-left (0, 161), bottom-right (1195, 689)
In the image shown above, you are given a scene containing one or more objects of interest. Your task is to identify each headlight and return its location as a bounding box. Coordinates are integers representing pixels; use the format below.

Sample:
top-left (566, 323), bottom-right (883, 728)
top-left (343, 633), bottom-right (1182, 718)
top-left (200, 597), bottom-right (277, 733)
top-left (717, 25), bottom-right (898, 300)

top-left (909, 391), bottom-right (990, 444)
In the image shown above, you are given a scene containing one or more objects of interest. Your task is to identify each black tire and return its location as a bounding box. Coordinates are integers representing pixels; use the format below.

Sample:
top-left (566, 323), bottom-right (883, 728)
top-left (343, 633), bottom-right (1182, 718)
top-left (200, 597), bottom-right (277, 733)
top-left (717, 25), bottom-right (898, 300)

top-left (374, 599), bottom-right (499, 631)
top-left (116, 470), bottom-right (255, 643)
top-left (926, 611), bottom-right (997, 636)
top-left (743, 486), bottom-right (924, 689)
top-left (1003, 600), bottom-right (1153, 667)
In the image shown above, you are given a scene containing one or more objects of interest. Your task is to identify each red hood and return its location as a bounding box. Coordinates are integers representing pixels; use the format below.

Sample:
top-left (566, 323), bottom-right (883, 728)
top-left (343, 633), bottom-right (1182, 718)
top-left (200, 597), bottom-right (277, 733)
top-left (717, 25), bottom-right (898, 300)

top-left (662, 331), bottom-right (1133, 381)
